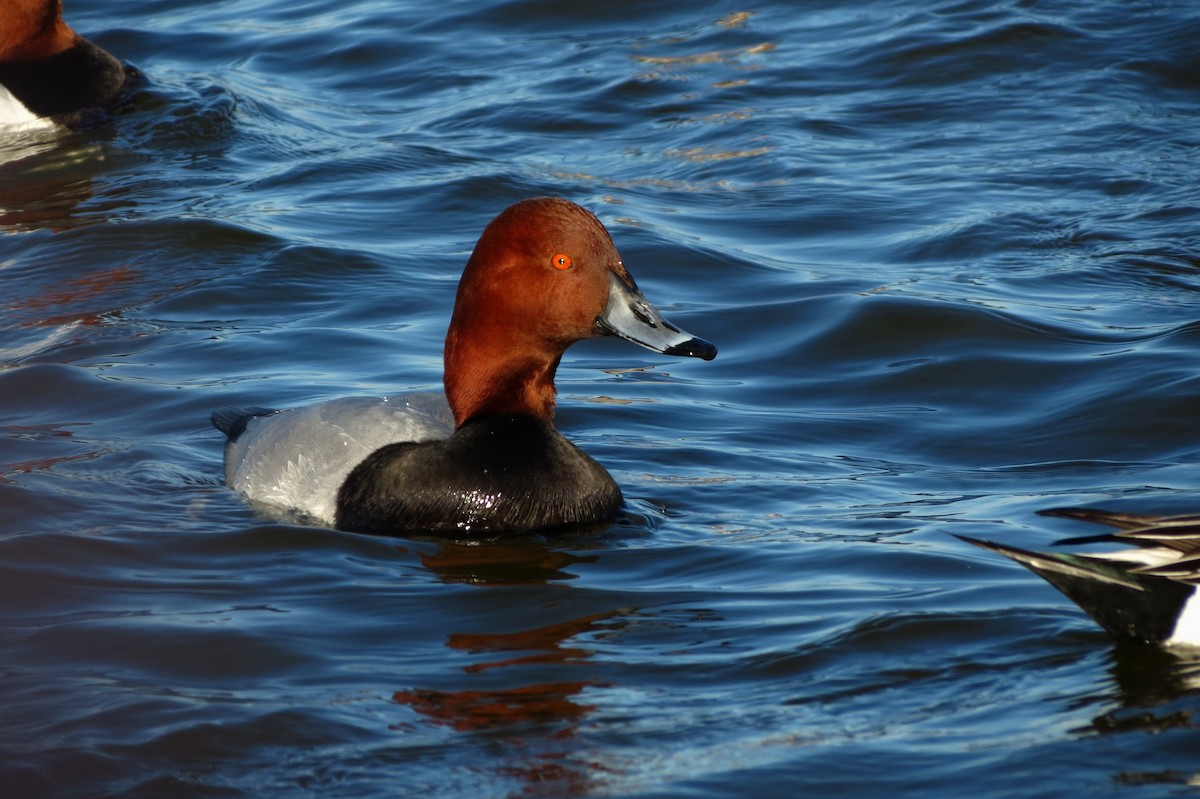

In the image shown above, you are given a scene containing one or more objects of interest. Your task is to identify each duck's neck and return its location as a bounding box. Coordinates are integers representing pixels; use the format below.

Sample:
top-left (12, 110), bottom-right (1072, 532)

top-left (443, 331), bottom-right (562, 428)
top-left (1, 2), bottom-right (77, 62)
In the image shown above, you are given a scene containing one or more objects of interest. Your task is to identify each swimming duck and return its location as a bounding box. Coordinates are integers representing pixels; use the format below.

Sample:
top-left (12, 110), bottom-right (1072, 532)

top-left (959, 507), bottom-right (1200, 646)
top-left (0, 0), bottom-right (130, 129)
top-left (213, 197), bottom-right (717, 537)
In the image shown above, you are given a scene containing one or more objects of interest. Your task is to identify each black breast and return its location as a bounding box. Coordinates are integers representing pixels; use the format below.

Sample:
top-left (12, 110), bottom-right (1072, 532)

top-left (334, 414), bottom-right (622, 537)
top-left (0, 38), bottom-right (129, 124)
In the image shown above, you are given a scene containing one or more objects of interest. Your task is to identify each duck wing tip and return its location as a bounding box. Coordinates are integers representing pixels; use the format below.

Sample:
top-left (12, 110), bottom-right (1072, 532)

top-left (953, 533), bottom-right (1033, 558)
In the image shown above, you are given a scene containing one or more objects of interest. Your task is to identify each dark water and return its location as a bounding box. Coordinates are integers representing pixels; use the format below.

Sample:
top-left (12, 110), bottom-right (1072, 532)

top-left (3, 0), bottom-right (1200, 796)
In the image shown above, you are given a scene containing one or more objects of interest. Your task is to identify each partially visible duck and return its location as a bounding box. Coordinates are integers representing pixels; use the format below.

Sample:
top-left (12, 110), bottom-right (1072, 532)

top-left (959, 507), bottom-right (1200, 646)
top-left (213, 198), bottom-right (717, 537)
top-left (0, 0), bottom-right (130, 129)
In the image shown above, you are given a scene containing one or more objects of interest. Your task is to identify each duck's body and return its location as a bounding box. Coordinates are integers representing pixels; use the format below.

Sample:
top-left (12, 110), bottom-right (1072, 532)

top-left (959, 507), bottom-right (1200, 646)
top-left (214, 198), bottom-right (716, 537)
top-left (0, 0), bottom-right (130, 129)
top-left (214, 393), bottom-right (455, 525)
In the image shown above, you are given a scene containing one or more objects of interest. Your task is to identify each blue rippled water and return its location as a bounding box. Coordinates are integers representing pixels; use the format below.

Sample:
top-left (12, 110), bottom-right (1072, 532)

top-left (2, 0), bottom-right (1200, 796)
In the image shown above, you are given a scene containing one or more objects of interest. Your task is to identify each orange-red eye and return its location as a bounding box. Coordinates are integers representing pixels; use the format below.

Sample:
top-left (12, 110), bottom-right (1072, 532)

top-left (551, 253), bottom-right (572, 270)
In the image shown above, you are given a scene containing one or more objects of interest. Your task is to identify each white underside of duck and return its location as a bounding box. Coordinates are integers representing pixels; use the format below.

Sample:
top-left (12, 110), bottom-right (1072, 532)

top-left (221, 393), bottom-right (454, 524)
top-left (0, 84), bottom-right (56, 130)
top-left (1164, 584), bottom-right (1200, 647)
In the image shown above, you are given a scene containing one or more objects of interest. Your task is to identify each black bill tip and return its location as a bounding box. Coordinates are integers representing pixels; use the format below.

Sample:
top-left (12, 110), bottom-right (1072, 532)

top-left (664, 336), bottom-right (717, 361)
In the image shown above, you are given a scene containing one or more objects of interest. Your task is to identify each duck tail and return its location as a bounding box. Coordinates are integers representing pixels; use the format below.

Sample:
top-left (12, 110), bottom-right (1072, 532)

top-left (211, 406), bottom-right (279, 442)
top-left (955, 534), bottom-right (1192, 644)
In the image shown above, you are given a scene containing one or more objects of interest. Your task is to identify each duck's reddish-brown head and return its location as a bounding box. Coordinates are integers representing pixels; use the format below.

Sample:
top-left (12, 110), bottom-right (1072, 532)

top-left (443, 197), bottom-right (715, 427)
top-left (0, 0), bottom-right (78, 62)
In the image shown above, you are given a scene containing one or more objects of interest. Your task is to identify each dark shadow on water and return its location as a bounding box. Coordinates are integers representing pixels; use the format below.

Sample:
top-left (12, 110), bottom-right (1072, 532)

top-left (1073, 644), bottom-right (1200, 731)
top-left (1071, 644), bottom-right (1200, 788)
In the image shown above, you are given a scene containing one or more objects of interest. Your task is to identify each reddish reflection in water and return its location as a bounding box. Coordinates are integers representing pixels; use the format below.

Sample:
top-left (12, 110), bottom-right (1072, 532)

top-left (394, 676), bottom-right (608, 796)
top-left (8, 265), bottom-right (140, 328)
top-left (395, 545), bottom-right (629, 795)
top-left (0, 423), bottom-right (101, 483)
top-left (416, 540), bottom-right (599, 586)
top-left (395, 680), bottom-right (605, 794)
top-left (450, 610), bottom-right (622, 673)
top-left (394, 680), bottom-right (597, 733)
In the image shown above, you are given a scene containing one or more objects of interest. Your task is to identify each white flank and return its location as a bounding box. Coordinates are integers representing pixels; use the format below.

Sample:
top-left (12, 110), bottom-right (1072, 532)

top-left (224, 393), bottom-right (455, 524)
top-left (1167, 589), bottom-right (1200, 647)
top-left (0, 84), bottom-right (57, 131)
top-left (1099, 547), bottom-right (1179, 567)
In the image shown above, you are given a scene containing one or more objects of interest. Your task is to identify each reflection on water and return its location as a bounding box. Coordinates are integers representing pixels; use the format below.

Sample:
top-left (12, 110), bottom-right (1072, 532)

top-left (0, 139), bottom-right (104, 228)
top-left (1074, 645), bottom-right (1200, 733)
top-left (413, 539), bottom-right (599, 586)
top-left (394, 542), bottom-right (635, 795)
top-left (395, 682), bottom-right (602, 795)
top-left (1072, 646), bottom-right (1200, 787)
